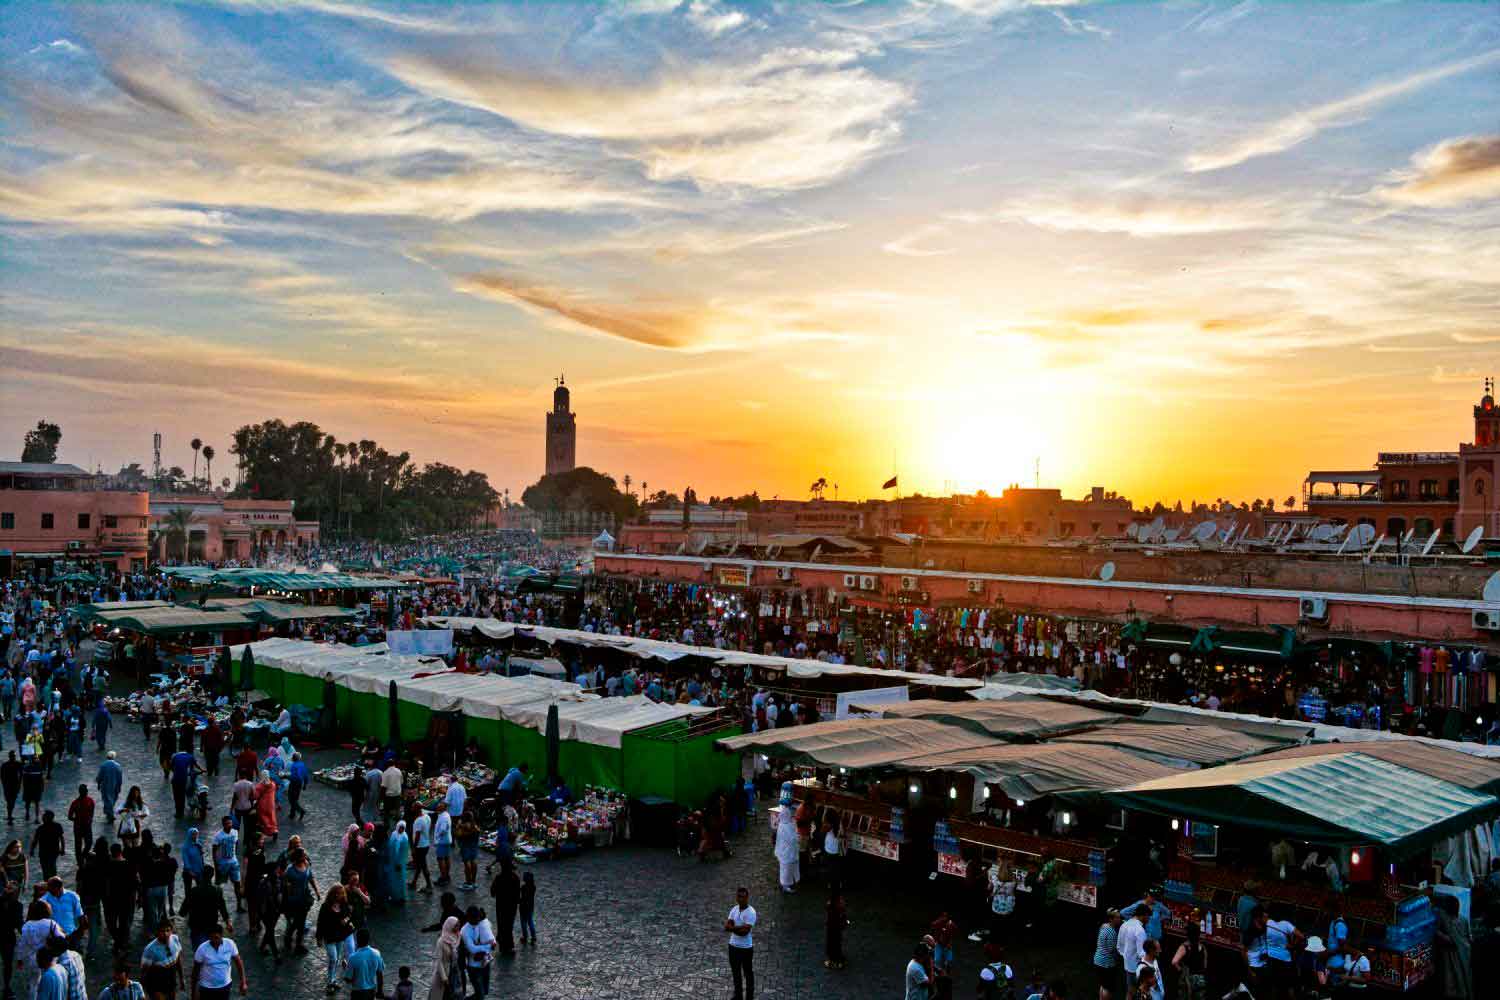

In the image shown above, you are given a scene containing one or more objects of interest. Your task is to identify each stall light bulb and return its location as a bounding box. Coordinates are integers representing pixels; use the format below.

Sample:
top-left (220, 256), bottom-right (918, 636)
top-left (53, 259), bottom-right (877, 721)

top-left (1014, 799), bottom-right (1025, 807)
top-left (1478, 716), bottom-right (1485, 726)
top-left (949, 787), bottom-right (957, 800)
top-left (909, 784), bottom-right (919, 795)
top-left (983, 787), bottom-right (991, 799)
top-left (1171, 818), bottom-right (1180, 831)
top-left (1062, 811), bottom-right (1072, 826)
top-left (838, 767), bottom-right (846, 775)
top-left (1350, 851), bottom-right (1361, 866)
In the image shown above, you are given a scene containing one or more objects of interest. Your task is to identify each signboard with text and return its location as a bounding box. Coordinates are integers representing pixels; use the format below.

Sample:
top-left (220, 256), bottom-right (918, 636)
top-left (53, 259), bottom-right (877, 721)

top-left (847, 832), bottom-right (900, 861)
top-left (716, 566), bottom-right (751, 587)
top-left (937, 853), bottom-right (970, 878)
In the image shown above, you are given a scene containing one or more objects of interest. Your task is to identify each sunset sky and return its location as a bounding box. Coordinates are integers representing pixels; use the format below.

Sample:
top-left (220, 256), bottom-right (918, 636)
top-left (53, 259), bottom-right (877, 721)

top-left (2, 1), bottom-right (1498, 506)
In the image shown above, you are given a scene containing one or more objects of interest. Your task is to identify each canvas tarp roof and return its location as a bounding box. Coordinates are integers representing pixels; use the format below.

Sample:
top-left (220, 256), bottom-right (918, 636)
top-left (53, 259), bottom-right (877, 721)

top-left (1055, 722), bottom-right (1295, 767)
top-left (423, 617), bottom-right (983, 689)
top-left (503, 694), bottom-right (714, 749)
top-left (911, 743), bottom-right (1188, 803)
top-left (70, 600), bottom-right (174, 620)
top-left (1105, 752), bottom-right (1500, 854)
top-left (163, 567), bottom-right (412, 591)
top-left (861, 697), bottom-right (1117, 741)
top-left (1256, 742), bottom-right (1500, 795)
top-left (205, 599), bottom-right (355, 624)
top-left (93, 606), bottom-right (255, 635)
top-left (718, 718), bottom-right (996, 770)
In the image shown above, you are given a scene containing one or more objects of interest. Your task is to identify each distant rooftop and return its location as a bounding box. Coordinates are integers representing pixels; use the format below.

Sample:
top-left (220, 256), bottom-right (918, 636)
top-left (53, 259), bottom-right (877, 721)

top-left (0, 461), bottom-right (90, 476)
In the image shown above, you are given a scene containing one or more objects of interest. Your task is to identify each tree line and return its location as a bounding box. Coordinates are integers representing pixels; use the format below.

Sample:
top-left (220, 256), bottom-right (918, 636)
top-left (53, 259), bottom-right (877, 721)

top-left (229, 419), bottom-right (499, 539)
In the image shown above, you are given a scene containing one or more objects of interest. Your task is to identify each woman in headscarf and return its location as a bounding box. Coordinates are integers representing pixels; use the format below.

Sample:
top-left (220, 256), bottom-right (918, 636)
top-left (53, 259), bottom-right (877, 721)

top-left (427, 916), bottom-right (463, 1000)
top-left (264, 746), bottom-right (286, 804)
top-left (340, 825), bottom-right (363, 881)
top-left (772, 782), bottom-right (800, 894)
top-left (0, 839), bottom-right (26, 890)
top-left (386, 820), bottom-right (411, 906)
top-left (17, 678), bottom-right (34, 716)
top-left (254, 769), bottom-right (279, 843)
top-left (181, 828), bottom-right (205, 897)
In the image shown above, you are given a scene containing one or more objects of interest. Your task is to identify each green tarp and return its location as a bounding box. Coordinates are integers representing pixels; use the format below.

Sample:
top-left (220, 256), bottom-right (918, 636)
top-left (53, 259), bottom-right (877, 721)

top-left (1105, 751), bottom-right (1500, 854)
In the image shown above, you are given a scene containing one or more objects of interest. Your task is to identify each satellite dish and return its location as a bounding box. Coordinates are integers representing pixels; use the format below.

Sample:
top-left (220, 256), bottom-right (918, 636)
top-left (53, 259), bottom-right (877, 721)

top-left (1420, 530), bottom-right (1440, 556)
top-left (1462, 526), bottom-right (1484, 554)
top-left (1484, 571), bottom-right (1500, 604)
top-left (1401, 528), bottom-right (1415, 545)
top-left (1191, 520), bottom-right (1218, 543)
top-left (1331, 523), bottom-right (1349, 540)
top-left (1126, 523), bottom-right (1140, 541)
top-left (1310, 524), bottom-right (1333, 543)
top-left (1348, 523), bottom-right (1376, 548)
top-left (1149, 516), bottom-right (1166, 537)
top-left (1163, 528), bottom-right (1181, 542)
top-left (1099, 562), bottom-right (1116, 582)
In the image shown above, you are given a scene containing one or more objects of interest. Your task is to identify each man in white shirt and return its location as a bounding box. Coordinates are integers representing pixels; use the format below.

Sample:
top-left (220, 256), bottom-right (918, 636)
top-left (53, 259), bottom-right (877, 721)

top-left (460, 907), bottom-right (496, 999)
top-left (409, 809), bottom-right (433, 892)
top-left (432, 803), bottom-right (453, 887)
top-left (379, 763), bottom-right (403, 822)
top-left (1117, 905), bottom-right (1149, 994)
top-left (192, 925), bottom-right (247, 999)
top-left (444, 778), bottom-right (465, 819)
top-left (723, 887), bottom-right (756, 1000)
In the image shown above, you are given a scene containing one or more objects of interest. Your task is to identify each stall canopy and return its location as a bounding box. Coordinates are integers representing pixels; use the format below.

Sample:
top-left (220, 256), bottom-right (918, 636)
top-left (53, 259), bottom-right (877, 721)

top-left (201, 599), bottom-right (356, 625)
top-left (912, 743), bottom-right (1188, 803)
top-left (1105, 752), bottom-right (1500, 854)
top-left (70, 600), bottom-right (174, 621)
top-left (1255, 741), bottom-right (1500, 796)
top-left (718, 718), bottom-right (995, 770)
top-left (162, 567), bottom-right (412, 592)
top-left (424, 617), bottom-right (984, 691)
top-left (1055, 722), bottom-right (1296, 767)
top-left (90, 606), bottom-right (256, 635)
top-left (860, 697), bottom-right (1117, 741)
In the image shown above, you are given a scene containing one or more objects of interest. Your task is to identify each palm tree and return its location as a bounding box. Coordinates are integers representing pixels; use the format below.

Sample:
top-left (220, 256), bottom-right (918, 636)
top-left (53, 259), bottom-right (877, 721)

top-left (190, 438), bottom-right (202, 481)
top-left (201, 445), bottom-right (215, 488)
top-left (162, 508), bottom-right (195, 563)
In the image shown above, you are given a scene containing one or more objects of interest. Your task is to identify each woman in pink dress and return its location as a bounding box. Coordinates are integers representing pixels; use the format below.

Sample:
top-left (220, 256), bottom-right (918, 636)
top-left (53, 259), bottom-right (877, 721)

top-left (254, 770), bottom-right (279, 842)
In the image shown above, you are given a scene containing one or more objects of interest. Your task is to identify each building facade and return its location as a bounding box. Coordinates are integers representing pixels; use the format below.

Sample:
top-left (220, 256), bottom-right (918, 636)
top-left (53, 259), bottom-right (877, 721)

top-left (150, 495), bottom-right (319, 563)
top-left (859, 487), bottom-right (1135, 540)
top-left (545, 376), bottom-right (577, 476)
top-left (1304, 384), bottom-right (1500, 543)
top-left (0, 462), bottom-right (150, 575)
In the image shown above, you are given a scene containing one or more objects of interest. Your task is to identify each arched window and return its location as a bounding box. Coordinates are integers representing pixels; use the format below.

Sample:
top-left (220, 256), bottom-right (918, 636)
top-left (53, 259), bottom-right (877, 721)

top-left (1387, 517), bottom-right (1407, 537)
top-left (1414, 518), bottom-right (1435, 537)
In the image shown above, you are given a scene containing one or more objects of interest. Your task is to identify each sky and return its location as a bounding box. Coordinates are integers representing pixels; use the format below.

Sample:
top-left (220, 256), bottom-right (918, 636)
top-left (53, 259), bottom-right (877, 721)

top-left (2, 1), bottom-right (1498, 507)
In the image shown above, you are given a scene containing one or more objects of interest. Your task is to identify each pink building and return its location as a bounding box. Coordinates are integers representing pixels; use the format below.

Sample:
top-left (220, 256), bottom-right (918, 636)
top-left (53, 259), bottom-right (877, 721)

top-left (150, 494), bottom-right (320, 563)
top-left (0, 462), bottom-right (150, 575)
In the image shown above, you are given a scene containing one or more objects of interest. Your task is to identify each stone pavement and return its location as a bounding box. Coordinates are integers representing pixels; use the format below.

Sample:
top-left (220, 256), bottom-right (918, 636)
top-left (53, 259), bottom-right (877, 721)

top-left (23, 716), bottom-right (1092, 1000)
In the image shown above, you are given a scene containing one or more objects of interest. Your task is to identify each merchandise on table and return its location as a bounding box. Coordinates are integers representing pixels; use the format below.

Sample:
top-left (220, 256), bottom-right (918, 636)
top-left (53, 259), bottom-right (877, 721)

top-left (479, 786), bottom-right (627, 861)
top-left (314, 762), bottom-right (361, 788)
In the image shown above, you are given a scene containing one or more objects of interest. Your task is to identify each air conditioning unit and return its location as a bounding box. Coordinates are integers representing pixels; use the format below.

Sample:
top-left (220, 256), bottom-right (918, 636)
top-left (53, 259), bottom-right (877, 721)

top-left (842, 573), bottom-right (859, 589)
top-left (66, 541), bottom-right (83, 551)
top-left (1299, 597), bottom-right (1328, 622)
top-left (967, 579), bottom-right (985, 594)
top-left (702, 562), bottom-right (714, 573)
top-left (1474, 609), bottom-right (1500, 631)
top-left (901, 575), bottom-right (919, 591)
top-left (859, 575), bottom-right (878, 591)
top-left (776, 567), bottom-right (795, 582)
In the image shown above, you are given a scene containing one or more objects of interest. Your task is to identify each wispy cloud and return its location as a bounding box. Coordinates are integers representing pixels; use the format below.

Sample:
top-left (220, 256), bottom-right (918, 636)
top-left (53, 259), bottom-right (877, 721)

top-left (686, 1), bottom-right (749, 37)
top-left (455, 274), bottom-right (706, 350)
top-left (1185, 49), bottom-right (1500, 172)
top-left (1372, 135), bottom-right (1500, 208)
top-left (974, 193), bottom-right (1286, 236)
top-left (386, 45), bottom-right (910, 190)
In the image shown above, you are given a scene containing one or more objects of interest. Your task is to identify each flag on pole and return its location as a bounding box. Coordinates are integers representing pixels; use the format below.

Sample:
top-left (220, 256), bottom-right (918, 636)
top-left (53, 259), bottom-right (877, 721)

top-left (882, 475), bottom-right (898, 490)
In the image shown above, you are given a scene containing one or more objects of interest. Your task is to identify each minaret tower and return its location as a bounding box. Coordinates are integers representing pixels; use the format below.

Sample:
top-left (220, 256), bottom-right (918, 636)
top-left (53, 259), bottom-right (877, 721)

top-left (545, 375), bottom-right (577, 476)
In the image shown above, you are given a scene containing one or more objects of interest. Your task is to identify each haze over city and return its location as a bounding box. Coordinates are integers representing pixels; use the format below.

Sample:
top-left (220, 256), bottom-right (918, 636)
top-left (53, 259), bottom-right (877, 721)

top-left (2, 1), bottom-right (1498, 504)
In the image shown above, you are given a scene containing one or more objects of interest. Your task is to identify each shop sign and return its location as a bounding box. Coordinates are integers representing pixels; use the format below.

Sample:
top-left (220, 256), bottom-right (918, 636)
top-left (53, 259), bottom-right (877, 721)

top-left (937, 853), bottom-right (969, 878)
top-left (847, 832), bottom-right (900, 861)
top-left (1057, 882), bottom-right (1098, 908)
top-left (716, 566), bottom-right (751, 587)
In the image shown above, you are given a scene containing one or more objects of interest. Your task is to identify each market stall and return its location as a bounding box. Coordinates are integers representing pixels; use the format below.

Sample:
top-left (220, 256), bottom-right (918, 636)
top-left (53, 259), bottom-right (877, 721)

top-left (1105, 752), bottom-right (1500, 992)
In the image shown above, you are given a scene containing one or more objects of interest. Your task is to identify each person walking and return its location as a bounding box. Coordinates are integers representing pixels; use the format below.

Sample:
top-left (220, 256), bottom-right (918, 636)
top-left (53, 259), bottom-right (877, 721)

top-left (1, 752), bottom-right (20, 823)
top-left (425, 917), bottom-right (461, 1000)
top-left (67, 786), bottom-right (94, 859)
top-left (314, 885), bottom-right (354, 994)
top-left (20, 752), bottom-right (44, 823)
top-left (281, 848), bottom-right (317, 956)
top-left (77, 839), bottom-right (106, 956)
top-left (771, 786), bottom-right (799, 895)
top-left (139, 920), bottom-right (185, 1000)
top-left (346, 928), bottom-right (385, 1000)
top-left (199, 723), bottom-right (222, 781)
top-left (91, 703), bottom-right (110, 754)
top-left (170, 749), bottom-right (200, 821)
top-left (724, 886), bottom-right (757, 1000)
top-left (104, 844), bottom-right (138, 956)
top-left (95, 753), bottom-right (123, 824)
top-left (431, 804), bottom-right (452, 888)
top-left (386, 822), bottom-right (409, 907)
top-left (181, 830), bottom-right (205, 901)
top-left (184, 867), bottom-right (230, 954)
top-left (209, 818), bottom-right (242, 915)
top-left (286, 754), bottom-right (309, 822)
top-left (41, 876), bottom-right (85, 951)
top-left (253, 858), bottom-right (283, 960)
top-left (100, 956), bottom-right (149, 1000)
top-left (30, 809), bottom-right (66, 880)
top-left (190, 924), bottom-right (247, 1000)
top-left (408, 809), bottom-right (432, 894)
top-left (517, 872), bottom-right (536, 947)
